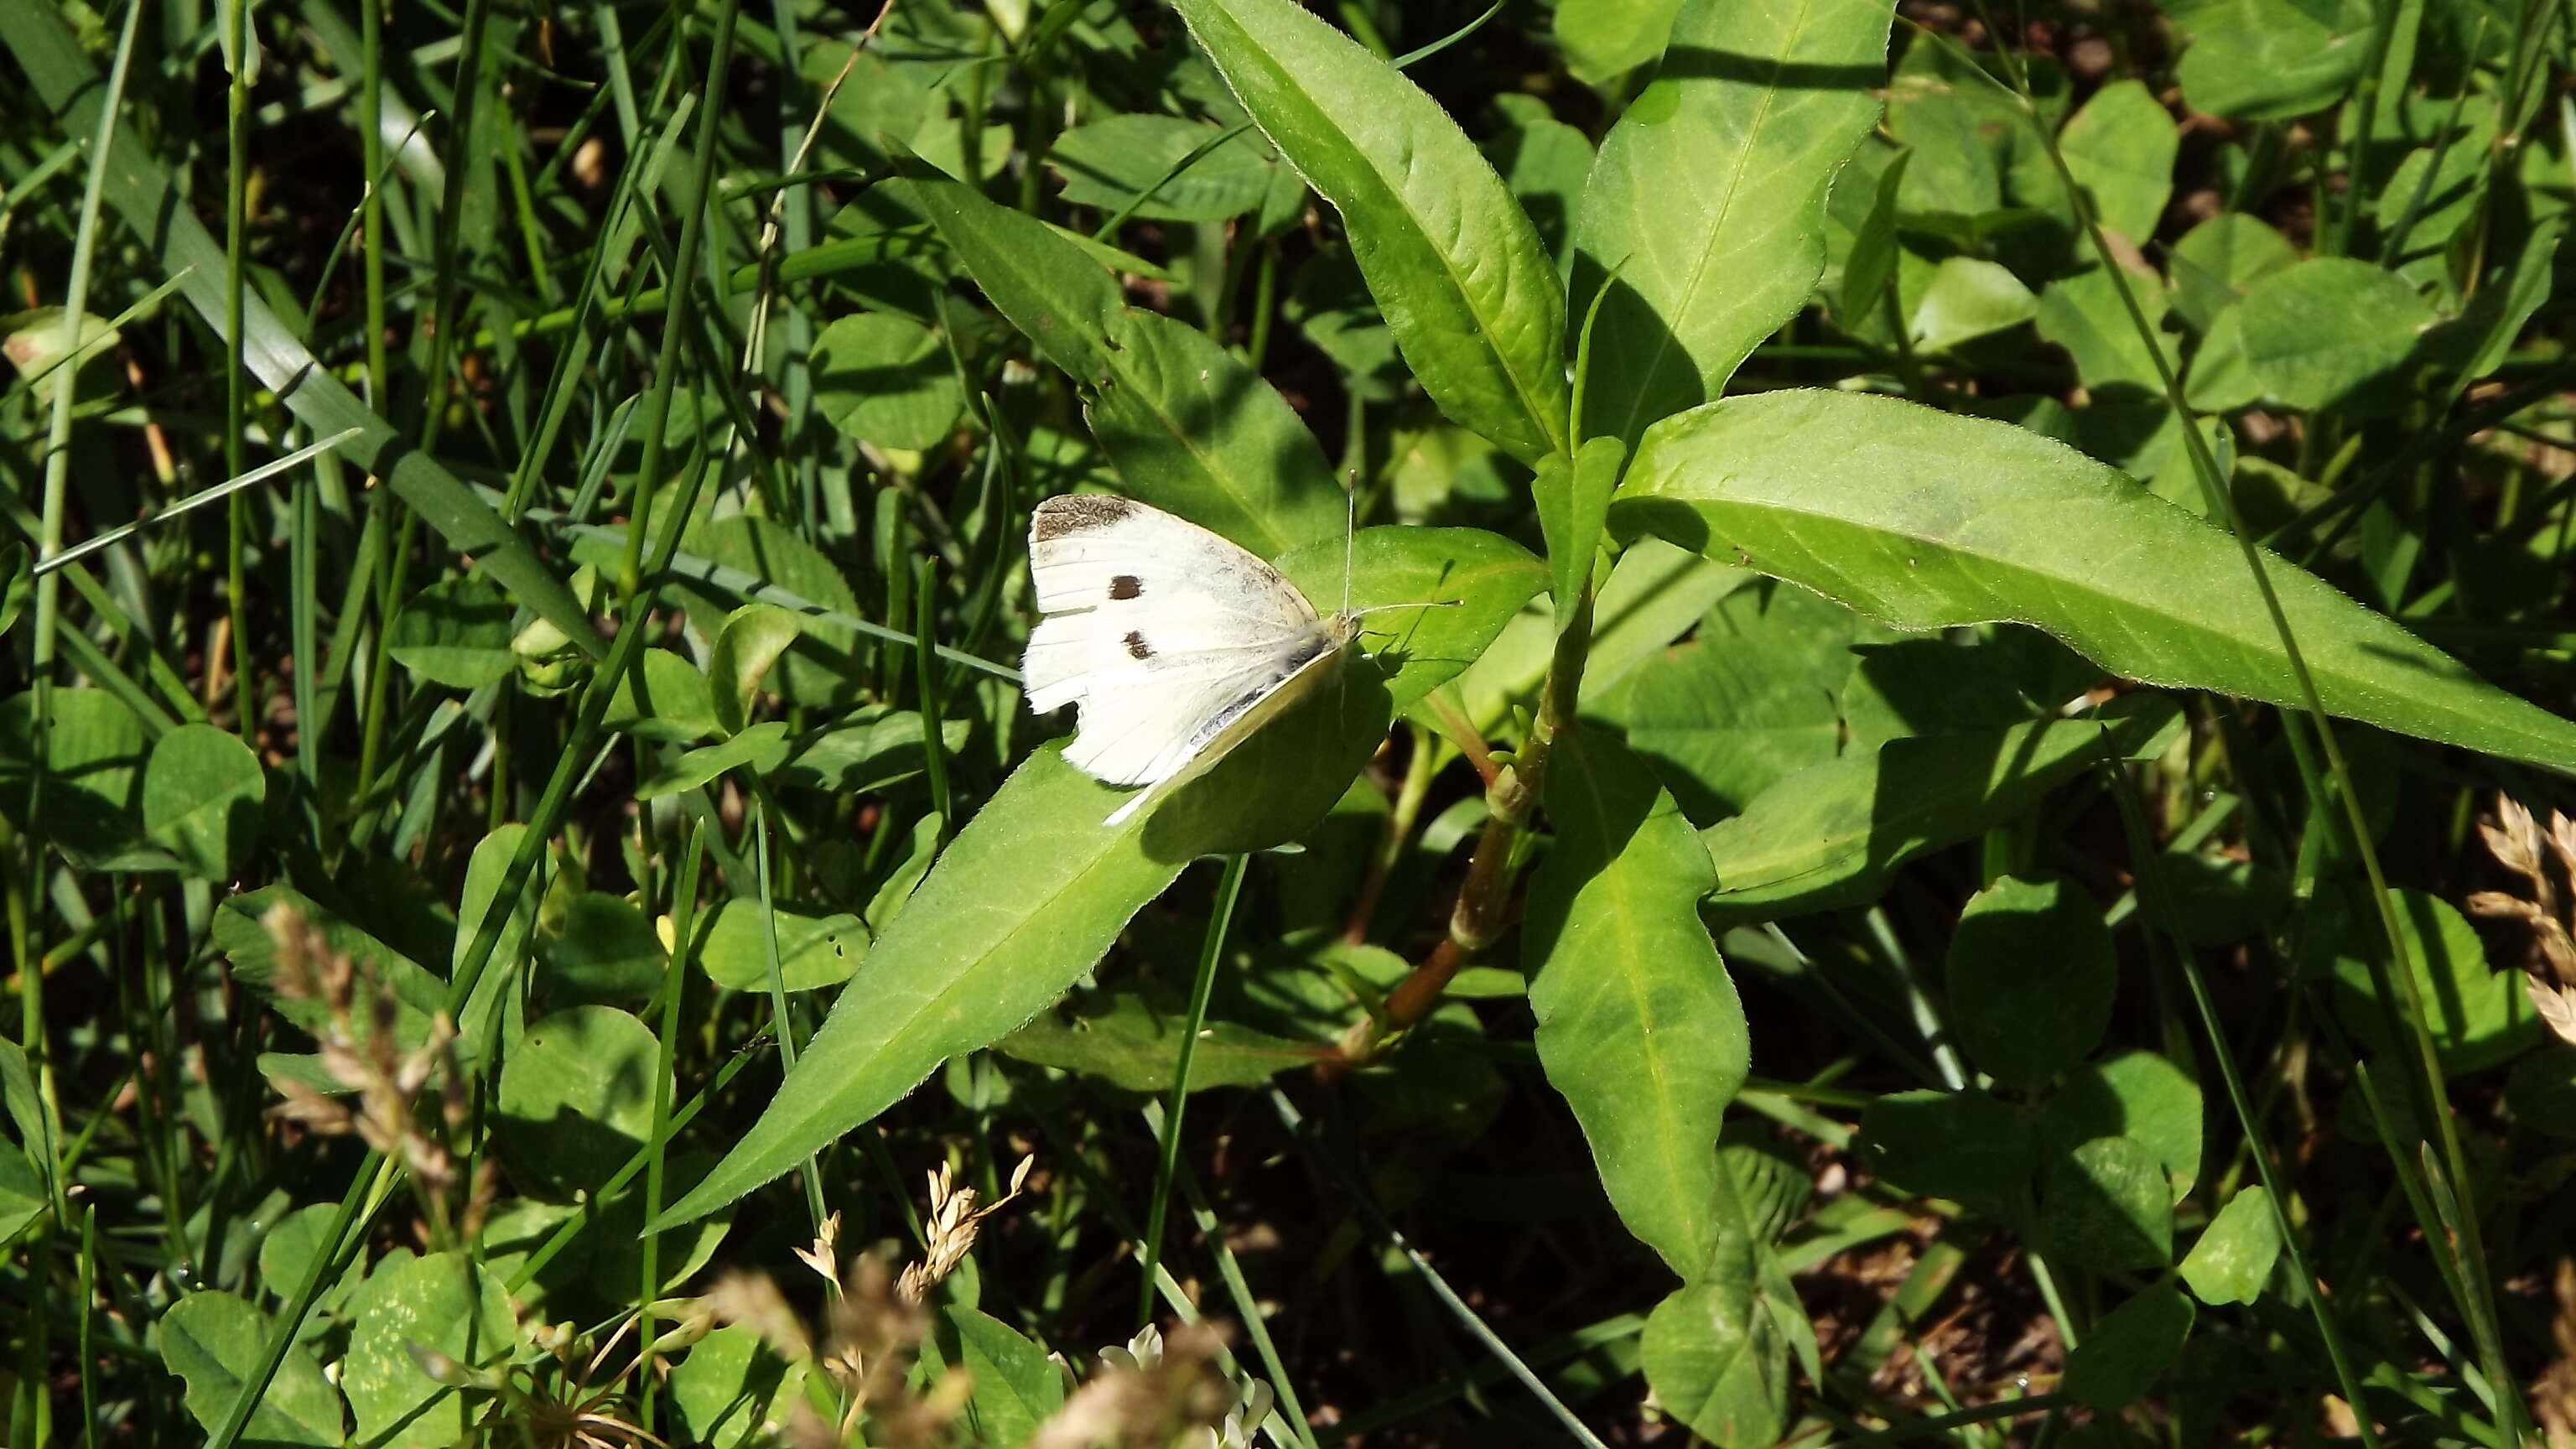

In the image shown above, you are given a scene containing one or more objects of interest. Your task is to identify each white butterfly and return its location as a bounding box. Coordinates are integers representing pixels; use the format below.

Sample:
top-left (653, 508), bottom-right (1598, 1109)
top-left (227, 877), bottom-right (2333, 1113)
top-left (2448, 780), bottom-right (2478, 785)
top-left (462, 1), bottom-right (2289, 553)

top-left (1022, 494), bottom-right (1364, 828)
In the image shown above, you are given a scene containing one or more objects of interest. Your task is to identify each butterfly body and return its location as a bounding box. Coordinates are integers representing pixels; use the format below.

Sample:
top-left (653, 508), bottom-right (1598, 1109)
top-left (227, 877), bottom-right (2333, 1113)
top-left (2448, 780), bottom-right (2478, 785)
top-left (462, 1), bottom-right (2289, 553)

top-left (1023, 494), bottom-right (1359, 824)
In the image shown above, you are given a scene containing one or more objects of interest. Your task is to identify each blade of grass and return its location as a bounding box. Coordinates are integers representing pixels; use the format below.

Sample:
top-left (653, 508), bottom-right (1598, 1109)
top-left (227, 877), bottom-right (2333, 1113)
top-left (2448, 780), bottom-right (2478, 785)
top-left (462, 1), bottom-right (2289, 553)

top-left (224, 0), bottom-right (255, 739)
top-left (636, 816), bottom-right (706, 1434)
top-left (1135, 854), bottom-right (1247, 1328)
top-left (36, 428), bottom-right (361, 578)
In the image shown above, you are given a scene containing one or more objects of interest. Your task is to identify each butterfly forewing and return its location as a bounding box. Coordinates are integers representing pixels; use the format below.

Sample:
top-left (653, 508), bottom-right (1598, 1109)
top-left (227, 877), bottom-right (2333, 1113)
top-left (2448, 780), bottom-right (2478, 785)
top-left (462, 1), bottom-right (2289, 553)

top-left (1024, 496), bottom-right (1349, 801)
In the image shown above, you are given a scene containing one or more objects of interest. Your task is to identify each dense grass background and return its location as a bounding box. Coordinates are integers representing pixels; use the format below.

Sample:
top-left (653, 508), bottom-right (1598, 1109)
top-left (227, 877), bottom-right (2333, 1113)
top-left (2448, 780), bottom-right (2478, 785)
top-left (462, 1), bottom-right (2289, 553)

top-left (4, 0), bottom-right (2576, 1445)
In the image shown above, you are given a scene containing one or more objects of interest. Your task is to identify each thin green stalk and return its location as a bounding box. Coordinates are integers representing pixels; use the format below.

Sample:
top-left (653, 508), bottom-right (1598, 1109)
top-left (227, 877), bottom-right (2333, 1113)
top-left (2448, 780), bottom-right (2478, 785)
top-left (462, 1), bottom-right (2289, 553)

top-left (749, 788), bottom-right (832, 1231)
top-left (913, 557), bottom-right (953, 839)
top-left (1150, 1118), bottom-right (1323, 1449)
top-left (78, 1202), bottom-right (98, 1449)
top-left (1959, 19), bottom-right (2521, 1430)
top-left (636, 818), bottom-right (706, 1433)
top-left (621, 0), bottom-right (743, 596)
top-left (1136, 854), bottom-right (1248, 1328)
top-left (2101, 762), bottom-right (2384, 1449)
top-left (225, 0), bottom-right (256, 739)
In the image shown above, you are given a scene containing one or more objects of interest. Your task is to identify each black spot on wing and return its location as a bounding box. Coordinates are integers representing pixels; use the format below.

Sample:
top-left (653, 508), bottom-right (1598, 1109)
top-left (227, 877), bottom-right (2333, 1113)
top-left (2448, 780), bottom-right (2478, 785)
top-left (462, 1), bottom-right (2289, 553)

top-left (1109, 574), bottom-right (1143, 600)
top-left (1124, 631), bottom-right (1153, 661)
top-left (1031, 493), bottom-right (1139, 542)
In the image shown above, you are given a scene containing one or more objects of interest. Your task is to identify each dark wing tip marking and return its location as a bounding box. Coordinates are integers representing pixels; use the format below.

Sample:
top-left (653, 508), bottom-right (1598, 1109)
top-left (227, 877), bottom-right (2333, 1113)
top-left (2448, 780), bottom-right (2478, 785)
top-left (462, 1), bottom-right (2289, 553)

top-left (1109, 574), bottom-right (1143, 600)
top-left (1123, 630), bottom-right (1153, 661)
top-left (1031, 493), bottom-right (1140, 542)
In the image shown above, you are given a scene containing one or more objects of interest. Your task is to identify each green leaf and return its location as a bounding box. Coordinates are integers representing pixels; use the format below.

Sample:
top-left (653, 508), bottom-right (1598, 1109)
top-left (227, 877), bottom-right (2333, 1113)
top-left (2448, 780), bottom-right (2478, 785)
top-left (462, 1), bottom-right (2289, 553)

top-left (813, 312), bottom-right (966, 450)
top-left (1641, 1188), bottom-right (1789, 1449)
top-left (0, 543), bottom-right (27, 638)
top-left (2172, 0), bottom-right (2372, 122)
top-left (2042, 1135), bottom-right (2174, 1272)
top-left (1273, 525), bottom-right (1545, 714)
top-left (867, 810), bottom-right (947, 933)
top-left (948, 1306), bottom-right (1067, 1446)
top-left (1571, 0), bottom-right (1894, 447)
top-left (538, 893), bottom-right (667, 1006)
top-left (341, 1251), bottom-right (517, 1449)
top-left (257, 1204), bottom-right (345, 1311)
top-left (669, 1325), bottom-right (797, 1449)
top-left (1945, 875), bottom-right (2116, 1090)
top-left (389, 576), bottom-right (517, 688)
top-left (218, 885), bottom-right (450, 1058)
top-left (1047, 114), bottom-right (1283, 221)
top-left (663, 517), bottom-right (867, 711)
top-left (709, 604), bottom-right (803, 736)
top-left (2179, 1185), bottom-right (2283, 1305)
top-left (1488, 96), bottom-right (1594, 271)
top-left (1578, 536), bottom-right (1750, 705)
top-left (158, 1291), bottom-right (344, 1446)
top-left (773, 709), bottom-right (971, 795)
top-left (909, 171), bottom-right (1342, 555)
top-left (1701, 699), bottom-right (2181, 918)
top-left (651, 746), bottom-right (1191, 1227)
top-left (995, 988), bottom-right (1321, 1091)
top-left (1555, 0), bottom-right (1683, 83)
top-left (1172, 0), bottom-right (1571, 464)
top-left (603, 649), bottom-right (719, 743)
top-left (2061, 1283), bottom-right (2194, 1410)
top-left (452, 825), bottom-right (536, 1052)
top-left (1525, 730), bottom-right (1750, 1276)
top-left (1909, 257), bottom-right (2038, 353)
top-left (694, 901), bottom-right (871, 993)
top-left (1858, 1088), bottom-right (2030, 1218)
top-left (0, 687), bottom-right (148, 863)
top-left (2168, 214), bottom-right (2299, 331)
top-left (0, 1137), bottom-right (44, 1249)
top-left (142, 724), bottom-right (267, 881)
top-left (2331, 888), bottom-right (2538, 1076)
top-left (496, 1005), bottom-right (664, 1198)
top-left (2237, 257), bottom-right (2437, 410)
top-left (2035, 261), bottom-right (2171, 392)
top-left (635, 722), bottom-right (793, 802)
top-left (1617, 389), bottom-right (2576, 772)
top-left (0, 8), bottom-right (600, 657)
top-left (1533, 437), bottom-right (1625, 621)
top-left (2183, 305), bottom-right (2263, 413)
top-left (2057, 80), bottom-right (2177, 242)
top-left (2047, 1049), bottom-right (2204, 1202)
top-left (1588, 580), bottom-right (1865, 823)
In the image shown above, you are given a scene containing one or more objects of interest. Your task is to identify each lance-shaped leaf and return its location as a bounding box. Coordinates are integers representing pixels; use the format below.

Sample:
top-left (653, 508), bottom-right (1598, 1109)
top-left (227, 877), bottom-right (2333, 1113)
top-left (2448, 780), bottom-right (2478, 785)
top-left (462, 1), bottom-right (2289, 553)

top-left (910, 172), bottom-right (1341, 556)
top-left (1525, 728), bottom-right (1749, 1277)
top-left (1616, 390), bottom-right (2576, 772)
top-left (657, 528), bottom-right (1536, 1225)
top-left (1572, 0), bottom-right (1896, 447)
top-left (4, 7), bottom-right (597, 652)
top-left (1171, 0), bottom-right (1570, 465)
top-left (1701, 697), bottom-right (2182, 918)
